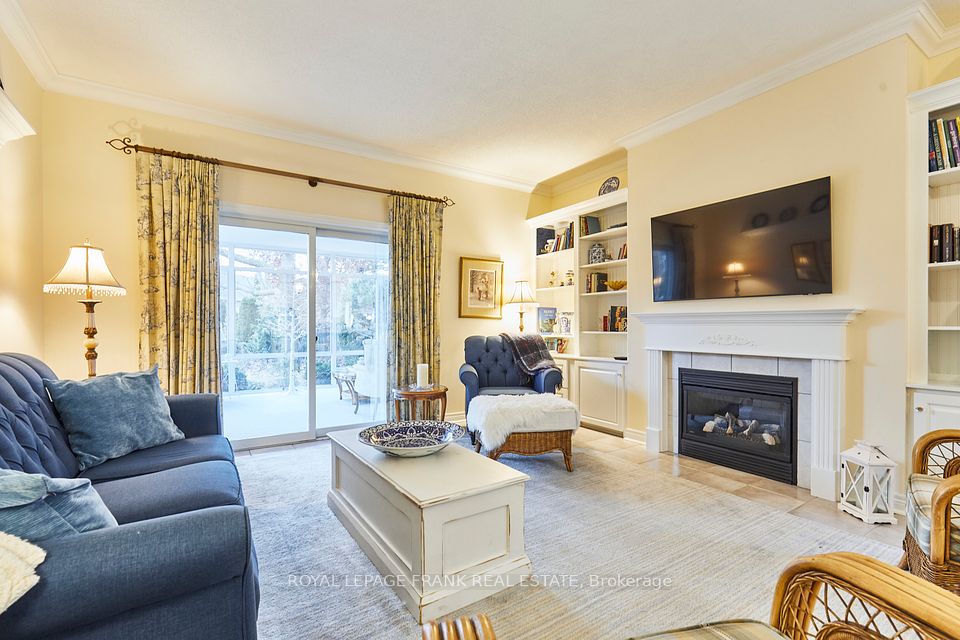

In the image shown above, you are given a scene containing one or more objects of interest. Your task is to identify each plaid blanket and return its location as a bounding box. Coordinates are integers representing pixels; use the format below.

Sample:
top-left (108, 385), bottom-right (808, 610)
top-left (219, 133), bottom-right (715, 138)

top-left (499, 332), bottom-right (561, 383)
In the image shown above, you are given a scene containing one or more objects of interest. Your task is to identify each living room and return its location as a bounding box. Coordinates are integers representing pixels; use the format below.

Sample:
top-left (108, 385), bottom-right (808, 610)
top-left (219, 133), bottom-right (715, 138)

top-left (3, 1), bottom-right (960, 639)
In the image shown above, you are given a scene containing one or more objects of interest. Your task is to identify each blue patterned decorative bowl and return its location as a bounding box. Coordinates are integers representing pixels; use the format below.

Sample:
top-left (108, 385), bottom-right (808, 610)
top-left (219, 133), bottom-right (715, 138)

top-left (358, 420), bottom-right (465, 457)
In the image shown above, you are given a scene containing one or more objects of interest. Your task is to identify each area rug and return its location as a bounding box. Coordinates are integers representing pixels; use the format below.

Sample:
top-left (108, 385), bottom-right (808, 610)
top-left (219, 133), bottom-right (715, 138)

top-left (236, 440), bottom-right (900, 640)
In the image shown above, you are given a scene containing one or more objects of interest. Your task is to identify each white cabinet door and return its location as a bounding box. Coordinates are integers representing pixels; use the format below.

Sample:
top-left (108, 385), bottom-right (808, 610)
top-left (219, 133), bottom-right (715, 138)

top-left (575, 361), bottom-right (625, 432)
top-left (911, 390), bottom-right (960, 447)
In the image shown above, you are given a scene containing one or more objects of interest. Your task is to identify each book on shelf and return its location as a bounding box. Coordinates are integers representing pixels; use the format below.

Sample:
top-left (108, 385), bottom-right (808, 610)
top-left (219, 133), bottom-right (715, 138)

top-left (929, 117), bottom-right (960, 172)
top-left (932, 120), bottom-right (945, 171)
top-left (930, 121), bottom-right (939, 172)
top-left (580, 216), bottom-right (601, 236)
top-left (585, 272), bottom-right (608, 293)
top-left (616, 243), bottom-right (628, 260)
top-left (537, 222), bottom-right (575, 254)
top-left (947, 119), bottom-right (960, 166)
top-left (608, 306), bottom-right (628, 332)
top-left (536, 227), bottom-right (556, 255)
top-left (939, 119), bottom-right (952, 168)
top-left (544, 337), bottom-right (569, 354)
top-left (946, 223), bottom-right (956, 263)
top-left (537, 307), bottom-right (557, 334)
top-left (928, 223), bottom-right (960, 263)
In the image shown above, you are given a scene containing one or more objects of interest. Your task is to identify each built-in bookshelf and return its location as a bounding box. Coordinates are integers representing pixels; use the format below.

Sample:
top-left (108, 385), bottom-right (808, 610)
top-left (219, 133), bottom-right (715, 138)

top-left (527, 188), bottom-right (630, 434)
top-left (527, 189), bottom-right (629, 360)
top-left (909, 78), bottom-right (960, 389)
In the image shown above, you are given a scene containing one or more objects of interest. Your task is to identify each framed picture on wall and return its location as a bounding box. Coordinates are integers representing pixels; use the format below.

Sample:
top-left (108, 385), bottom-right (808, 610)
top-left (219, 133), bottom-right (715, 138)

top-left (459, 257), bottom-right (503, 319)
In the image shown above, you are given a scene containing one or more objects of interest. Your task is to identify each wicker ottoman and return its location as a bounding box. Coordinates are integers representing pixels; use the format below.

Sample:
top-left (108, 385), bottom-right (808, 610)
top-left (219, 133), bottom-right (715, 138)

top-left (467, 394), bottom-right (579, 472)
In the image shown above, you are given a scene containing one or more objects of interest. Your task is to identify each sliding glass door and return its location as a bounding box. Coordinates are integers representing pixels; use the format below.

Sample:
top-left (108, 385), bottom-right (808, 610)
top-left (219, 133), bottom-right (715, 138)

top-left (219, 217), bottom-right (388, 447)
top-left (219, 222), bottom-right (316, 447)
top-left (316, 236), bottom-right (389, 429)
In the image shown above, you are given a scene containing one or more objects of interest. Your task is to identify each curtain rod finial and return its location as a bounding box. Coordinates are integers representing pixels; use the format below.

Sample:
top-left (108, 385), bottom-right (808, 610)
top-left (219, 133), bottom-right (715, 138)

top-left (106, 137), bottom-right (134, 154)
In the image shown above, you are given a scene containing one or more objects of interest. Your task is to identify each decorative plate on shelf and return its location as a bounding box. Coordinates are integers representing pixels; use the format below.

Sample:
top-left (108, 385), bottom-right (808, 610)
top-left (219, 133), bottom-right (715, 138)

top-left (598, 176), bottom-right (620, 195)
top-left (358, 420), bottom-right (465, 457)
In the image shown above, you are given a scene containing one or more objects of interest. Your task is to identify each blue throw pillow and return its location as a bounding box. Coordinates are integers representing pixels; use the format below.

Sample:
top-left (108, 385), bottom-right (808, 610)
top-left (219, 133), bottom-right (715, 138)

top-left (44, 367), bottom-right (184, 471)
top-left (0, 469), bottom-right (118, 541)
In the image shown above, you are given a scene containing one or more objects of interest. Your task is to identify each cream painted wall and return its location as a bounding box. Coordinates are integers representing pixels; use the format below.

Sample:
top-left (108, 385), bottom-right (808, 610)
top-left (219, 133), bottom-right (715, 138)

top-left (0, 30), bottom-right (42, 356)
top-left (626, 38), bottom-right (920, 483)
top-left (924, 46), bottom-right (960, 87)
top-left (39, 92), bottom-right (531, 416)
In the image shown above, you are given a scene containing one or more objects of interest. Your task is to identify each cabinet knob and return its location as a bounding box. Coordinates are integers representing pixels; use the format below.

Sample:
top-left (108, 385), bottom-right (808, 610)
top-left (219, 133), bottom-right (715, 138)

top-left (916, 406), bottom-right (924, 412)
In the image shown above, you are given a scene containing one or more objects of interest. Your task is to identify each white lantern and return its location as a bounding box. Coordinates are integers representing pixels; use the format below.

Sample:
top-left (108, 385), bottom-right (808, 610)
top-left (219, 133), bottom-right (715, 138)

top-left (839, 441), bottom-right (897, 524)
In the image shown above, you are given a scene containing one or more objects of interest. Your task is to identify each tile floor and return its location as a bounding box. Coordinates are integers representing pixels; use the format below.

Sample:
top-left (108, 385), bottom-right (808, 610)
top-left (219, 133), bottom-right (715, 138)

top-left (238, 425), bottom-right (907, 549)
top-left (570, 426), bottom-right (907, 547)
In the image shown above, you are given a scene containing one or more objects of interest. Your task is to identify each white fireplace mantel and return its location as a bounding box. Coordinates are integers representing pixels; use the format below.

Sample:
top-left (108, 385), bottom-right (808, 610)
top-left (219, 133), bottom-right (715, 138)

top-left (632, 308), bottom-right (863, 502)
top-left (631, 308), bottom-right (863, 361)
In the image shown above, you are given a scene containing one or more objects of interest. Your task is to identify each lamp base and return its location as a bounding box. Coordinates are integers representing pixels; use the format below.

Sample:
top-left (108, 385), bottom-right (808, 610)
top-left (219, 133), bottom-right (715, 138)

top-left (518, 310), bottom-right (526, 333)
top-left (79, 299), bottom-right (101, 377)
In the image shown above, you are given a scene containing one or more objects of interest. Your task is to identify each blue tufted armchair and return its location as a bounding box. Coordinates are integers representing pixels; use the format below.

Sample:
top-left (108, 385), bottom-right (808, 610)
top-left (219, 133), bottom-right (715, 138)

top-left (458, 336), bottom-right (562, 417)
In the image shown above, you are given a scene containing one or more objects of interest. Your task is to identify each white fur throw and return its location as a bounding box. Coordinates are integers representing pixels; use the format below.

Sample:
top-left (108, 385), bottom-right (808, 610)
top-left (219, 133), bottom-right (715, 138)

top-left (467, 393), bottom-right (579, 450)
top-left (0, 531), bottom-right (46, 614)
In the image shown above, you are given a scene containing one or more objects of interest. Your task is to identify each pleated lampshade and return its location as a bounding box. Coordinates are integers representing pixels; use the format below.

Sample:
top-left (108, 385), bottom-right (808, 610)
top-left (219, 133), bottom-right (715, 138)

top-left (43, 243), bottom-right (126, 298)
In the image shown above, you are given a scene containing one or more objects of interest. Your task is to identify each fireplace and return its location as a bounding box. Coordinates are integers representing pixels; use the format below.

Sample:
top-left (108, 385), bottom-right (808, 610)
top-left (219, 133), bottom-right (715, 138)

top-left (679, 368), bottom-right (798, 484)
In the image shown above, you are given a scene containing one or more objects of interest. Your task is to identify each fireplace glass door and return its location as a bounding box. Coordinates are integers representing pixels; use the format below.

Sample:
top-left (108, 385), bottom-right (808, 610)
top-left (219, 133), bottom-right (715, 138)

top-left (679, 368), bottom-right (797, 484)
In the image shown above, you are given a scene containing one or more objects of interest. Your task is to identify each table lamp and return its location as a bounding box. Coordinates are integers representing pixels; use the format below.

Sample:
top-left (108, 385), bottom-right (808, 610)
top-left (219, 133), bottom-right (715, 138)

top-left (43, 241), bottom-right (126, 377)
top-left (506, 280), bottom-right (536, 332)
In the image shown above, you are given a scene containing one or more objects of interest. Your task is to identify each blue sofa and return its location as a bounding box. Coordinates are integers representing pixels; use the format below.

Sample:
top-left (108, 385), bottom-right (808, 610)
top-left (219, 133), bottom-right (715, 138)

top-left (458, 335), bottom-right (562, 415)
top-left (0, 354), bottom-right (259, 640)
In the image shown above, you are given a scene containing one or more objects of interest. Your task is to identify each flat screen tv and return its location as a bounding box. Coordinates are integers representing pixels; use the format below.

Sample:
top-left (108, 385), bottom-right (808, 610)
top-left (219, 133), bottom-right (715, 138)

top-left (651, 177), bottom-right (831, 302)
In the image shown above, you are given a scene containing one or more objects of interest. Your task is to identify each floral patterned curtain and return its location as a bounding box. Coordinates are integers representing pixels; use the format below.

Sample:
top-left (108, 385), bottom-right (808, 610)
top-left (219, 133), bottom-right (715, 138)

top-left (387, 195), bottom-right (444, 417)
top-left (136, 153), bottom-right (221, 394)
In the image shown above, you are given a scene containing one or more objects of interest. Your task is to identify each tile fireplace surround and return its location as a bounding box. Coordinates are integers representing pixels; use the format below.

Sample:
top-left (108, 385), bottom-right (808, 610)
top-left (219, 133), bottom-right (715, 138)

top-left (632, 309), bottom-right (863, 502)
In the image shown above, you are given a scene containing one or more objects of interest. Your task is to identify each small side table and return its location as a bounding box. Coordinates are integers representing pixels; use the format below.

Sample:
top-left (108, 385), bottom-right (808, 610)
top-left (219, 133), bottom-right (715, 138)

top-left (392, 384), bottom-right (448, 421)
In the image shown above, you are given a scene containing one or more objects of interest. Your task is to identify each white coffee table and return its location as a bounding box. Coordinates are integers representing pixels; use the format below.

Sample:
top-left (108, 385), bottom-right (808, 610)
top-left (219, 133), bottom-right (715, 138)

top-left (327, 428), bottom-right (531, 622)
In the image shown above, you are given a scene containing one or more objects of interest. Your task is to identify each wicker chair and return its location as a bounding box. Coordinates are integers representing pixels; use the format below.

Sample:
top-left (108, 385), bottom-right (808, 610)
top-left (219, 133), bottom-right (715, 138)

top-left (421, 614), bottom-right (496, 640)
top-left (900, 428), bottom-right (960, 594)
top-left (421, 553), bottom-right (960, 639)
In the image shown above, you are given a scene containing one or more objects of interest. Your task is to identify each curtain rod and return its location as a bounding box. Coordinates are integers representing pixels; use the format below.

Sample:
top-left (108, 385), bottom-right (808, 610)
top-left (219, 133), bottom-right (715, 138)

top-left (105, 137), bottom-right (455, 206)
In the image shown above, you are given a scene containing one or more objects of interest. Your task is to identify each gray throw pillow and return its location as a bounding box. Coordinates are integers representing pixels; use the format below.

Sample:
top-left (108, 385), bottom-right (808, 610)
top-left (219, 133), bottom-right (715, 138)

top-left (44, 367), bottom-right (184, 471)
top-left (0, 469), bottom-right (118, 541)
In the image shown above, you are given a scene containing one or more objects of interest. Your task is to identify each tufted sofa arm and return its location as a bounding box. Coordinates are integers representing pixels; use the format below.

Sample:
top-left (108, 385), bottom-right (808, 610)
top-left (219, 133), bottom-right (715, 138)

top-left (459, 364), bottom-right (480, 413)
top-left (533, 368), bottom-right (562, 394)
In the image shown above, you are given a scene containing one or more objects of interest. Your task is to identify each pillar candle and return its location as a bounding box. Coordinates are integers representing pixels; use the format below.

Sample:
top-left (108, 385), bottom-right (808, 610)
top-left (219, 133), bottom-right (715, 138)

top-left (416, 363), bottom-right (429, 388)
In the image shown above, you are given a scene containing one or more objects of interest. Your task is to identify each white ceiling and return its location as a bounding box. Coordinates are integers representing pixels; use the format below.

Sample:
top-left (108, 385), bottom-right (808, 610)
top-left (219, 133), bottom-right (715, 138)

top-left (2, 0), bottom-right (959, 188)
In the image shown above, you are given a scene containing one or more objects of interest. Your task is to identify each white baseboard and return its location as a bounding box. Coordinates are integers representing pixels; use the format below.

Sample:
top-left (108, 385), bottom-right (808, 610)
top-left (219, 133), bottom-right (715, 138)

top-left (623, 428), bottom-right (646, 444)
top-left (446, 411), bottom-right (466, 426)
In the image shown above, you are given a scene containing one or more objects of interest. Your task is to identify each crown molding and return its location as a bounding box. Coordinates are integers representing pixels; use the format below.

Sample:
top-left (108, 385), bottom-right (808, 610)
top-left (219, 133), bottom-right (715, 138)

top-left (616, 2), bottom-right (959, 149)
top-left (0, 1), bottom-right (537, 193)
top-left (4, 0), bottom-right (960, 180)
top-left (0, 86), bottom-right (35, 146)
